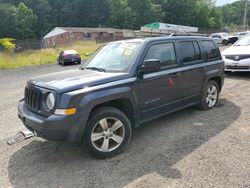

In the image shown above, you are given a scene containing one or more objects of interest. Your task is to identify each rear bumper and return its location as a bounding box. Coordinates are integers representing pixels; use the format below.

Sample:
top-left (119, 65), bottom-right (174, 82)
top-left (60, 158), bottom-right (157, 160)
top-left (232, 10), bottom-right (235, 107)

top-left (63, 57), bottom-right (81, 63)
top-left (18, 99), bottom-right (87, 143)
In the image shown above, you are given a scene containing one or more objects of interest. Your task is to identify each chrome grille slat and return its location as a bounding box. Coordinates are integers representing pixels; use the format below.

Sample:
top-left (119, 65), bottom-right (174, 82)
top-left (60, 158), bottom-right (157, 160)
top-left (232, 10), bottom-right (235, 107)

top-left (225, 55), bottom-right (250, 61)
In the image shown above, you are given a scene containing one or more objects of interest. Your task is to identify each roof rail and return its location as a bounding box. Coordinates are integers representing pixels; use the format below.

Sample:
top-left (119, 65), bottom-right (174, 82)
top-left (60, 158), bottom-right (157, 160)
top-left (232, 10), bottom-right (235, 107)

top-left (169, 33), bottom-right (208, 37)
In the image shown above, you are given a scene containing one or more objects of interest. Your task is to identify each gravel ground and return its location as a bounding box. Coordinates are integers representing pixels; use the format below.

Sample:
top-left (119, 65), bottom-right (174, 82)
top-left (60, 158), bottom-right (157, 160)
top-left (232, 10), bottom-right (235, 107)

top-left (0, 47), bottom-right (250, 188)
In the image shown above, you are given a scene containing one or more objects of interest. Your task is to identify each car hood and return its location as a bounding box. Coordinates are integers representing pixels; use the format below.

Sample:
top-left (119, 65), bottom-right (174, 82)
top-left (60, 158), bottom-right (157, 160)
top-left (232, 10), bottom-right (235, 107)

top-left (222, 46), bottom-right (250, 56)
top-left (28, 69), bottom-right (130, 93)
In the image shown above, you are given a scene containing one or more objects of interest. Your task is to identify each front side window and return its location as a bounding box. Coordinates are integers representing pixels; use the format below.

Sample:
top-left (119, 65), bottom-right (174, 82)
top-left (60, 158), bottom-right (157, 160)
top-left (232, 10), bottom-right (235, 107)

top-left (144, 42), bottom-right (177, 68)
top-left (179, 41), bottom-right (202, 63)
top-left (83, 42), bottom-right (142, 72)
top-left (202, 40), bottom-right (221, 61)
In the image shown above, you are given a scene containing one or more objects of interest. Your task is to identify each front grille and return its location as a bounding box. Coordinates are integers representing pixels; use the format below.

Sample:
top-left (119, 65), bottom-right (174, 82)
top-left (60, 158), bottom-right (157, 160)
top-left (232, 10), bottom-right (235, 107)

top-left (25, 87), bottom-right (42, 112)
top-left (225, 55), bottom-right (250, 61)
top-left (225, 65), bottom-right (250, 69)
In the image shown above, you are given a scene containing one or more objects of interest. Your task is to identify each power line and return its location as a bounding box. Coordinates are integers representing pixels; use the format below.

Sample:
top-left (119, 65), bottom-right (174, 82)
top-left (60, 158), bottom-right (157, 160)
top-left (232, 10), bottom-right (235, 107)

top-left (243, 0), bottom-right (248, 30)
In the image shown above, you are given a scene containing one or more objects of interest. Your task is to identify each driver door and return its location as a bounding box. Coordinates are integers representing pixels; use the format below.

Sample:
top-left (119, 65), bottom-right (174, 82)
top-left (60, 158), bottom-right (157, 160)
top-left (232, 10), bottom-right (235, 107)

top-left (136, 41), bottom-right (182, 121)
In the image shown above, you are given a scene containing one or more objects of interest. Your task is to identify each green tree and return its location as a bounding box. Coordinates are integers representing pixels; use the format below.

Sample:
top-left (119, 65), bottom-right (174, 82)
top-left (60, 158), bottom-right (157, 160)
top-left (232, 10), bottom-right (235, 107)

top-left (107, 0), bottom-right (136, 29)
top-left (218, 0), bottom-right (246, 27)
top-left (128, 0), bottom-right (165, 28)
top-left (161, 0), bottom-right (196, 26)
top-left (23, 0), bottom-right (52, 37)
top-left (0, 3), bottom-right (18, 38)
top-left (16, 2), bottom-right (37, 38)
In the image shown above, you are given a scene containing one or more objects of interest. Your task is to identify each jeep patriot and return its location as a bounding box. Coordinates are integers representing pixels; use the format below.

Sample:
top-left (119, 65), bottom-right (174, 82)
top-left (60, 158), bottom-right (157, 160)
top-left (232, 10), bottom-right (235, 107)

top-left (18, 37), bottom-right (224, 158)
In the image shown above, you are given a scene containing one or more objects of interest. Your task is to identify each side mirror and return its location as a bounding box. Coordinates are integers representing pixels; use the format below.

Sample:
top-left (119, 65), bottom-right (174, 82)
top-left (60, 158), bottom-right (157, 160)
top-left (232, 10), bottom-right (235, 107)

top-left (139, 59), bottom-right (161, 74)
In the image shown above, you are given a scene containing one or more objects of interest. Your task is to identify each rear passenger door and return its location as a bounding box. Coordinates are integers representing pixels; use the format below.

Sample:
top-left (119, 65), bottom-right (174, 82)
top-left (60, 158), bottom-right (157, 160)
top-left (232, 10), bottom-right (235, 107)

top-left (178, 40), bottom-right (205, 104)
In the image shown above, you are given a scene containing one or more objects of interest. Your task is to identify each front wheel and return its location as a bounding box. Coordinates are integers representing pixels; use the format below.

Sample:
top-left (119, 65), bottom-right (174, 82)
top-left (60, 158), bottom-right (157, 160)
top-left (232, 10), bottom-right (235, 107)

top-left (85, 107), bottom-right (132, 158)
top-left (199, 80), bottom-right (219, 110)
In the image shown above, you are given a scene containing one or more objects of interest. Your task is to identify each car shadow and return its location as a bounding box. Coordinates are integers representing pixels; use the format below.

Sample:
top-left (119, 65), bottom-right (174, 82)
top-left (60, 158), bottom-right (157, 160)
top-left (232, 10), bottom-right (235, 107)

top-left (225, 72), bottom-right (250, 80)
top-left (8, 98), bottom-right (240, 188)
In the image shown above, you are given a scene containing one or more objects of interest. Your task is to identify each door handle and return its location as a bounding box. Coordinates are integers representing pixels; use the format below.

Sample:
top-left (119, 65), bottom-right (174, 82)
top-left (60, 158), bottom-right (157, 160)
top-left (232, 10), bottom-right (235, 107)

top-left (170, 73), bottom-right (181, 78)
top-left (198, 67), bottom-right (207, 71)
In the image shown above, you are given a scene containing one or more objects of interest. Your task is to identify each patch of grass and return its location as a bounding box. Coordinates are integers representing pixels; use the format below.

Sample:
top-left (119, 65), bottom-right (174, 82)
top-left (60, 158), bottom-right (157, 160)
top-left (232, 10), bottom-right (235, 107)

top-left (0, 41), bottom-right (100, 69)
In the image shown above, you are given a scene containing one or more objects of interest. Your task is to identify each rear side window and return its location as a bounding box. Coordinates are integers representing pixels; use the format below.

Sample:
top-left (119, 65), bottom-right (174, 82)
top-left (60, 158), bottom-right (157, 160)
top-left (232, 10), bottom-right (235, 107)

top-left (144, 42), bottom-right (177, 68)
top-left (202, 40), bottom-right (221, 61)
top-left (179, 41), bottom-right (202, 63)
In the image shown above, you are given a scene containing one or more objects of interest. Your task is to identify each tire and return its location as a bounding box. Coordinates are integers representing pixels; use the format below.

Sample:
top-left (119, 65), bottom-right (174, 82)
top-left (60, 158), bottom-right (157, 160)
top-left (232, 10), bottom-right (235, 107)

top-left (199, 80), bottom-right (219, 110)
top-left (84, 107), bottom-right (132, 158)
top-left (222, 40), bottom-right (228, 46)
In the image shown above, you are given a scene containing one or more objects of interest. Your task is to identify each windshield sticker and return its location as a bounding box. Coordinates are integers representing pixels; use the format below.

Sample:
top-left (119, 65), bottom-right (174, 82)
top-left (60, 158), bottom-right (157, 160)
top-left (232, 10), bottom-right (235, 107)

top-left (123, 49), bottom-right (132, 56)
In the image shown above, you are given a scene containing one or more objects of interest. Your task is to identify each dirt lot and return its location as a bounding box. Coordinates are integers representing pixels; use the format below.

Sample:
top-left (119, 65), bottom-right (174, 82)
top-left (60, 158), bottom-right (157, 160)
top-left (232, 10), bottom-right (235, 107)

top-left (0, 48), bottom-right (250, 187)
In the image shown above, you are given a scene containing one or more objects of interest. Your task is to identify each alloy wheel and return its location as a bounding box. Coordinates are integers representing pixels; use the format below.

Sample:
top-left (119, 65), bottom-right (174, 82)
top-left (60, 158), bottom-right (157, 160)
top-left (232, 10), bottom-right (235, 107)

top-left (91, 117), bottom-right (125, 152)
top-left (206, 85), bottom-right (218, 108)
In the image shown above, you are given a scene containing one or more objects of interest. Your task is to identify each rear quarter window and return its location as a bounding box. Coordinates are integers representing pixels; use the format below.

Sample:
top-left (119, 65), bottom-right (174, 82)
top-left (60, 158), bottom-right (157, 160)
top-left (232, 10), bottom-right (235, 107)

top-left (202, 40), bottom-right (221, 61)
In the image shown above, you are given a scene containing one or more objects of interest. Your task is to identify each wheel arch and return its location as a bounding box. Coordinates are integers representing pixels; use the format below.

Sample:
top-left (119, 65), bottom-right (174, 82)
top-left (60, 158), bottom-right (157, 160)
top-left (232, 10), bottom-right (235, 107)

top-left (76, 86), bottom-right (140, 129)
top-left (209, 76), bottom-right (222, 92)
top-left (88, 98), bottom-right (137, 128)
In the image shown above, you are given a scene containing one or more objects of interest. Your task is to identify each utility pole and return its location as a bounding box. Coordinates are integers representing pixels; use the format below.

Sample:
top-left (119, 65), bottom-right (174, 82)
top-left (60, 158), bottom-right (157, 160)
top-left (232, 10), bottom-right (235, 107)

top-left (243, 0), bottom-right (248, 30)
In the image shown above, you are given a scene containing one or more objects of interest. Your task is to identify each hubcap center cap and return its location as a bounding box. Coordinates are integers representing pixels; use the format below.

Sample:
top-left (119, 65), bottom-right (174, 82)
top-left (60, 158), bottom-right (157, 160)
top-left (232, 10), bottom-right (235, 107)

top-left (104, 130), bottom-right (112, 137)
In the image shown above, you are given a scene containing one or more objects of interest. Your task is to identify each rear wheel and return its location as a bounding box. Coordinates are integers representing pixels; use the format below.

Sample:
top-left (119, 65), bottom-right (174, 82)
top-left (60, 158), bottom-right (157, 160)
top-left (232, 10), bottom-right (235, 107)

top-left (85, 107), bottom-right (132, 158)
top-left (199, 80), bottom-right (219, 110)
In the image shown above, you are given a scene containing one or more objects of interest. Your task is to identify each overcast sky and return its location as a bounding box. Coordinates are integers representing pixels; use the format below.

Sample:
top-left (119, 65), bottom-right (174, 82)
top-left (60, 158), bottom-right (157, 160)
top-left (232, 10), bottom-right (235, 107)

top-left (216, 0), bottom-right (239, 6)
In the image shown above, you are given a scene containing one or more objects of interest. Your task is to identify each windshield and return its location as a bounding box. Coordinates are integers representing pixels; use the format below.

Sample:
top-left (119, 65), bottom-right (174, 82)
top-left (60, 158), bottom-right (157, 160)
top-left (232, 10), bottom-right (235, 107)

top-left (234, 35), bottom-right (250, 46)
top-left (82, 42), bottom-right (142, 72)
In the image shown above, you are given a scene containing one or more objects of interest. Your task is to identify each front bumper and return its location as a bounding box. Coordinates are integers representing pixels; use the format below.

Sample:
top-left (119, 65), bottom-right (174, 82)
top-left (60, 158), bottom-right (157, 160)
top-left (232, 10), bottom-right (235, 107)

top-left (228, 37), bottom-right (238, 44)
top-left (224, 58), bottom-right (250, 72)
top-left (18, 99), bottom-right (87, 143)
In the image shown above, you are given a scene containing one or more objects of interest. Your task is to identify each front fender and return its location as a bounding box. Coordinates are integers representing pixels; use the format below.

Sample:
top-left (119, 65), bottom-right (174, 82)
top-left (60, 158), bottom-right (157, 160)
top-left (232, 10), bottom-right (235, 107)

top-left (78, 86), bottom-right (138, 114)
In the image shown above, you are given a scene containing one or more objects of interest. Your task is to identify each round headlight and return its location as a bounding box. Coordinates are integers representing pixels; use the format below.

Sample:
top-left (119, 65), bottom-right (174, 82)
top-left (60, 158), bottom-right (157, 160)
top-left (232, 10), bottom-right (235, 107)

top-left (46, 93), bottom-right (55, 110)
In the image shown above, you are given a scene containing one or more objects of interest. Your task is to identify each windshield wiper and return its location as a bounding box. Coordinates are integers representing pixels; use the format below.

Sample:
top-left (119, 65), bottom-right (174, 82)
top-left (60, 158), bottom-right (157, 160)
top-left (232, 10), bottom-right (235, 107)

top-left (85, 67), bottom-right (106, 72)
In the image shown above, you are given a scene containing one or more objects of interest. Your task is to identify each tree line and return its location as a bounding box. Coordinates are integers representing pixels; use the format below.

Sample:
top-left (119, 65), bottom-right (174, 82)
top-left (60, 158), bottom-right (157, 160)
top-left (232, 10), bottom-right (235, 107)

top-left (0, 0), bottom-right (248, 39)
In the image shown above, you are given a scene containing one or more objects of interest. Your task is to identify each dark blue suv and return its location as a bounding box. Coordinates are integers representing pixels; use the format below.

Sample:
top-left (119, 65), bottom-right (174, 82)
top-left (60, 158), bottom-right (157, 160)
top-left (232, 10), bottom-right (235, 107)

top-left (18, 36), bottom-right (224, 158)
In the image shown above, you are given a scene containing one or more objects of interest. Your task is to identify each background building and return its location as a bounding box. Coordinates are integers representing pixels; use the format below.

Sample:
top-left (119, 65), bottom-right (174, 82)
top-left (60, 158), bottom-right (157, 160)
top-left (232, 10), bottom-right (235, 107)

top-left (43, 27), bottom-right (135, 47)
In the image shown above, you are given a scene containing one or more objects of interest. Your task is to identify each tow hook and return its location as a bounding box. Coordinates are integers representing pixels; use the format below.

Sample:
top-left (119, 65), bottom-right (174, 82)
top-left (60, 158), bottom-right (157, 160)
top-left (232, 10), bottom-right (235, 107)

top-left (7, 130), bottom-right (36, 145)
